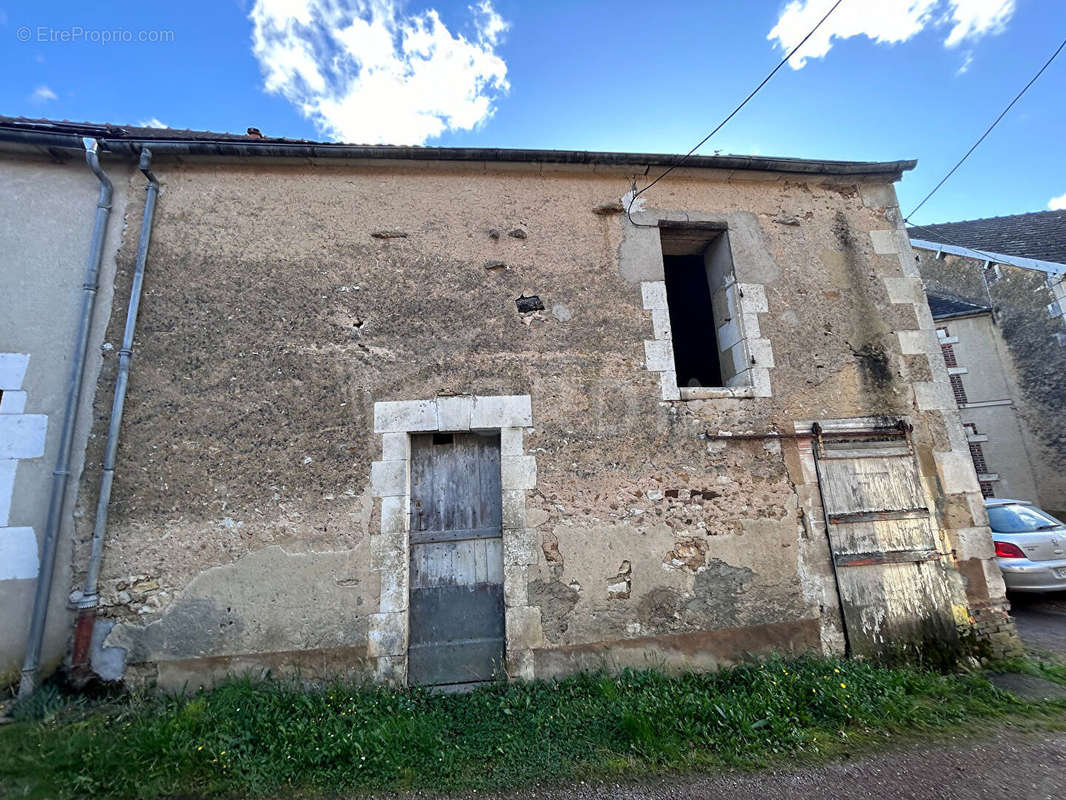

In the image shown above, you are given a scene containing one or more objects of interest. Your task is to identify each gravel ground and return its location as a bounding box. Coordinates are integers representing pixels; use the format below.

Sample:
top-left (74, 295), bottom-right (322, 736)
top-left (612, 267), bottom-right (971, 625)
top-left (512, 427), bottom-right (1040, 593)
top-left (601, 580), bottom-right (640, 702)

top-left (454, 726), bottom-right (1066, 800)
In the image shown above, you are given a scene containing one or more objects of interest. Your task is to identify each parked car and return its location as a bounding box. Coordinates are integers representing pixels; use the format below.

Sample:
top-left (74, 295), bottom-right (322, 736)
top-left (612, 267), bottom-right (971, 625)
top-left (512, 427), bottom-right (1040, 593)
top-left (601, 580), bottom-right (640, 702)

top-left (986, 499), bottom-right (1066, 592)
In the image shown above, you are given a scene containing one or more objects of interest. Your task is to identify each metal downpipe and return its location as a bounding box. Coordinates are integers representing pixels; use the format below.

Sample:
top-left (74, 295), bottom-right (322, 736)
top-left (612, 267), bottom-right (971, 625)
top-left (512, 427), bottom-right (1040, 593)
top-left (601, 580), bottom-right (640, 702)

top-left (70, 149), bottom-right (158, 676)
top-left (18, 139), bottom-right (113, 698)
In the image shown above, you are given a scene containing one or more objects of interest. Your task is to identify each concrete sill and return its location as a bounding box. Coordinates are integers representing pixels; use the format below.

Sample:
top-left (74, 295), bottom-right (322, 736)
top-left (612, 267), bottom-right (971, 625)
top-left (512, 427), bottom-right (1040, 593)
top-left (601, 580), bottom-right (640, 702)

top-left (680, 386), bottom-right (756, 400)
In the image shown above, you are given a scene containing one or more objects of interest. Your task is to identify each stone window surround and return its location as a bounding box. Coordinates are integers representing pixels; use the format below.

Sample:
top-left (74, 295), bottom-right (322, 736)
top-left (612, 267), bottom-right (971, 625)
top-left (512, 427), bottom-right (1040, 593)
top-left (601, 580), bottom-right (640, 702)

top-left (642, 278), bottom-right (773, 401)
top-left (368, 394), bottom-right (542, 685)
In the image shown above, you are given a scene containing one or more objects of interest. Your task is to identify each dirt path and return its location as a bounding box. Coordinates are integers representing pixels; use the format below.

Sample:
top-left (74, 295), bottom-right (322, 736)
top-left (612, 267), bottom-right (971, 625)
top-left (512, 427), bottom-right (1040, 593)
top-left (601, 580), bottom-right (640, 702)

top-left (455, 726), bottom-right (1066, 800)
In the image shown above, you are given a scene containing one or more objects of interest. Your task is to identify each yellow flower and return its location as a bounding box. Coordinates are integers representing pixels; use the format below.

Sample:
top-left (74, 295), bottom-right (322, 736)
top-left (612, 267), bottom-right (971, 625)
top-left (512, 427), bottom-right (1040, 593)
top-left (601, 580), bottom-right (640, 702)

top-left (197, 746), bottom-right (203, 751)
top-left (834, 668), bottom-right (840, 674)
top-left (840, 683), bottom-right (846, 689)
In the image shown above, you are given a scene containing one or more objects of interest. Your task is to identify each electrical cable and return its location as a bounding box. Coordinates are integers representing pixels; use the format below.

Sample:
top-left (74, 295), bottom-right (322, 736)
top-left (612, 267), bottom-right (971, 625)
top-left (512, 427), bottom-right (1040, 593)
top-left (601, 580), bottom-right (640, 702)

top-left (626, 0), bottom-right (846, 226)
top-left (903, 36), bottom-right (1066, 224)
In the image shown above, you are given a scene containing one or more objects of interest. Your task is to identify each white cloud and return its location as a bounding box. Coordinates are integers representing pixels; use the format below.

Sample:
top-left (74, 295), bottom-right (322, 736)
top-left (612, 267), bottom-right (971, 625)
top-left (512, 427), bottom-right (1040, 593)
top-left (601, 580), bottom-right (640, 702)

top-left (30, 85), bottom-right (57, 103)
top-left (139, 118), bottom-right (169, 129)
top-left (944, 0), bottom-right (1014, 48)
top-left (1049, 193), bottom-right (1066, 211)
top-left (768, 0), bottom-right (1014, 69)
top-left (249, 0), bottom-right (510, 145)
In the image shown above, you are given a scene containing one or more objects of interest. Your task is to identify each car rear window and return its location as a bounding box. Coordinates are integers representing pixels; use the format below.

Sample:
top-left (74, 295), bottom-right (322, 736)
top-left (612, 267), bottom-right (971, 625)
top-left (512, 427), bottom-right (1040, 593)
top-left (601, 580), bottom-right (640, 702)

top-left (987, 504), bottom-right (1065, 533)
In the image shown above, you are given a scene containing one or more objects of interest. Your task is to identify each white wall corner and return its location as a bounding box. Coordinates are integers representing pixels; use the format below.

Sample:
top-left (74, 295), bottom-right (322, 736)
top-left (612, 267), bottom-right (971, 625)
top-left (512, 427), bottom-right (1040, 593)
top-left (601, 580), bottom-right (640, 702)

top-left (651, 308), bottom-right (671, 340)
top-left (897, 329), bottom-right (932, 356)
top-left (882, 276), bottom-right (921, 305)
top-left (0, 391), bottom-right (28, 414)
top-left (0, 526), bottom-right (39, 580)
top-left (370, 460), bottom-right (406, 497)
top-left (0, 354), bottom-right (30, 390)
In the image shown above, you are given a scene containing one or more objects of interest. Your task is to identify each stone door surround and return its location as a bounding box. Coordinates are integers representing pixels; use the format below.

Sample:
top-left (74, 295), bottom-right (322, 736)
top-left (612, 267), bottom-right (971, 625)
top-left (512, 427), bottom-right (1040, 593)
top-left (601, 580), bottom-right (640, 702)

top-left (368, 394), bottom-right (542, 684)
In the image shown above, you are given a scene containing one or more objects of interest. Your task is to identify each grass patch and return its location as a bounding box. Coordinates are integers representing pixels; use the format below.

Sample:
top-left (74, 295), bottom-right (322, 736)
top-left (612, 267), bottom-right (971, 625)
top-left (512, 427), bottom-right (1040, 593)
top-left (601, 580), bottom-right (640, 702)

top-left (0, 655), bottom-right (1059, 798)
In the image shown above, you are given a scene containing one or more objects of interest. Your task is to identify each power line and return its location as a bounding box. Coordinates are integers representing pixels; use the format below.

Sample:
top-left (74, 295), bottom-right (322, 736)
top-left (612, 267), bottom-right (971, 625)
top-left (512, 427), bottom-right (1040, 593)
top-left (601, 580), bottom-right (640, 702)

top-left (904, 36), bottom-right (1066, 224)
top-left (626, 0), bottom-right (845, 223)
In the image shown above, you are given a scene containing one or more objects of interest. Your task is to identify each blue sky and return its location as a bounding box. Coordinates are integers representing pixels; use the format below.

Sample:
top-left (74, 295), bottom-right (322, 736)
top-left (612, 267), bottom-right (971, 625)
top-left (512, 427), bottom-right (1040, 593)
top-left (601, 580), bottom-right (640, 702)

top-left (3, 0), bottom-right (1065, 225)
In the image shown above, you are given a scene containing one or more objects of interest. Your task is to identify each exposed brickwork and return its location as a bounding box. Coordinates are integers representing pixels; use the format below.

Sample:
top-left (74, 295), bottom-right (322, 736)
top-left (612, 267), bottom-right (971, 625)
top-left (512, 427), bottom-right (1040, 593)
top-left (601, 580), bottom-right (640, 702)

top-left (948, 374), bottom-right (968, 405)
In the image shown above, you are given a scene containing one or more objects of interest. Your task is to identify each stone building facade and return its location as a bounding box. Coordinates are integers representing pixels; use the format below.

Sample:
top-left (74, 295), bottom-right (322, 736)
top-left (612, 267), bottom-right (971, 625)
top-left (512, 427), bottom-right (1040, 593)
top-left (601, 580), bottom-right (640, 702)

top-left (0, 119), bottom-right (1019, 690)
top-left (912, 214), bottom-right (1066, 520)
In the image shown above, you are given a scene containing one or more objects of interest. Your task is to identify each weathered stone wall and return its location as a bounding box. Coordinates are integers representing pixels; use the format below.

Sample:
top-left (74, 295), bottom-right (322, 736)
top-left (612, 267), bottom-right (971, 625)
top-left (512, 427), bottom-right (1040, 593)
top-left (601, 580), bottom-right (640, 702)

top-left (75, 159), bottom-right (1012, 687)
top-left (918, 250), bottom-right (1066, 518)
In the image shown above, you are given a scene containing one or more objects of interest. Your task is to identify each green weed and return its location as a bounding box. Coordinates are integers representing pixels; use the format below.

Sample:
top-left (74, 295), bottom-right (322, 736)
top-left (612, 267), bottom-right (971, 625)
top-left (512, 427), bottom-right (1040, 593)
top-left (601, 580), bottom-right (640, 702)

top-left (0, 655), bottom-right (1059, 798)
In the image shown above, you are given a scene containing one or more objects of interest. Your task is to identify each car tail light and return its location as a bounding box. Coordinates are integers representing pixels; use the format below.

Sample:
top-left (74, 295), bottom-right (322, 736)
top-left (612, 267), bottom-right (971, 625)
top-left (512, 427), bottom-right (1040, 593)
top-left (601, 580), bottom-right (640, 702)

top-left (994, 541), bottom-right (1026, 559)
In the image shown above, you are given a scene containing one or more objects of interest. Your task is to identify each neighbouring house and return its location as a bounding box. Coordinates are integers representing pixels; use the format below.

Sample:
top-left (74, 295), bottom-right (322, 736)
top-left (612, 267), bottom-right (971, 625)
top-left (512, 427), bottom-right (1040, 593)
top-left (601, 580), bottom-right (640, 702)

top-left (1, 117), bottom-right (1019, 693)
top-left (911, 212), bottom-right (1066, 519)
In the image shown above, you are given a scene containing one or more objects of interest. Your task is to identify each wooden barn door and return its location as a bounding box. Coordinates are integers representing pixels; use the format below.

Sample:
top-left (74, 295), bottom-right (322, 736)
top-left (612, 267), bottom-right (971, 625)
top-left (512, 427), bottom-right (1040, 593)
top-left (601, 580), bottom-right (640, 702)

top-left (408, 432), bottom-right (505, 689)
top-left (813, 428), bottom-right (959, 658)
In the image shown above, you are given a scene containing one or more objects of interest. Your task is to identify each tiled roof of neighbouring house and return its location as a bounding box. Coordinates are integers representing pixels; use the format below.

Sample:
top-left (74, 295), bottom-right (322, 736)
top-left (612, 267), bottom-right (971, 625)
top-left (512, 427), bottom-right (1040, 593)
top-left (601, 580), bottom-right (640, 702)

top-left (925, 292), bottom-right (991, 320)
top-left (908, 210), bottom-right (1066, 265)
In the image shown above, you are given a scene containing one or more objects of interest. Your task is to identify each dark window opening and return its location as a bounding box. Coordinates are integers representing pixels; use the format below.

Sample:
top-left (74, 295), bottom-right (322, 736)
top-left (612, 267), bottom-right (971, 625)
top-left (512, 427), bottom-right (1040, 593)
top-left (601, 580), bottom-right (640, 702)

top-left (663, 254), bottom-right (723, 387)
top-left (432, 433), bottom-right (454, 445)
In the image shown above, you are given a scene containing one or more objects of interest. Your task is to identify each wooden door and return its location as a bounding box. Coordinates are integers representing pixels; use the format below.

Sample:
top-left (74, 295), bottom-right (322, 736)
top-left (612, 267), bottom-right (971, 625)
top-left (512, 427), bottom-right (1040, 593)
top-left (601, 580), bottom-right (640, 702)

top-left (408, 432), bottom-right (505, 688)
top-left (814, 434), bottom-right (959, 658)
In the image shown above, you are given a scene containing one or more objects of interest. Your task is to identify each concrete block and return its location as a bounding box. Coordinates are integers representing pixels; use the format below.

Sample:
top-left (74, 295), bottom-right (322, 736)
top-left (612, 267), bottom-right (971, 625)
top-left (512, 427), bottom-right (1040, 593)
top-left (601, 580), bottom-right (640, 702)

top-left (640, 281), bottom-right (668, 310)
top-left (953, 526), bottom-right (995, 561)
top-left (502, 489), bottom-right (526, 529)
top-left (370, 532), bottom-right (406, 570)
top-left (505, 606), bottom-right (544, 650)
top-left (503, 565), bottom-right (528, 607)
top-left (503, 528), bottom-right (538, 566)
top-left (506, 647), bottom-right (535, 681)
top-left (860, 183), bottom-right (898, 209)
top-left (379, 496), bottom-right (407, 534)
top-left (471, 395), bottom-right (532, 429)
top-left (436, 395), bottom-right (472, 431)
top-left (748, 338), bottom-right (774, 368)
top-left (737, 283), bottom-right (768, 313)
top-left (368, 612), bottom-right (407, 657)
top-left (373, 399), bottom-right (437, 433)
top-left (659, 370), bottom-right (681, 401)
top-left (741, 312), bottom-right (761, 339)
top-left (0, 390), bottom-right (27, 414)
top-left (651, 309), bottom-right (671, 340)
top-left (934, 450), bottom-right (981, 494)
top-left (0, 526), bottom-right (39, 579)
top-left (897, 329), bottom-right (932, 355)
top-left (882, 276), bottom-right (922, 305)
top-left (370, 460), bottom-right (406, 497)
top-left (643, 339), bottom-right (674, 372)
top-left (379, 568), bottom-right (408, 614)
top-left (870, 229), bottom-right (900, 255)
top-left (501, 456), bottom-right (537, 491)
top-left (500, 426), bottom-right (523, 456)
top-left (0, 415), bottom-right (47, 460)
top-left (0, 353), bottom-right (29, 390)
top-left (751, 367), bottom-right (772, 398)
top-left (374, 655), bottom-right (407, 686)
top-left (379, 432), bottom-right (407, 462)
top-left (913, 381), bottom-right (952, 412)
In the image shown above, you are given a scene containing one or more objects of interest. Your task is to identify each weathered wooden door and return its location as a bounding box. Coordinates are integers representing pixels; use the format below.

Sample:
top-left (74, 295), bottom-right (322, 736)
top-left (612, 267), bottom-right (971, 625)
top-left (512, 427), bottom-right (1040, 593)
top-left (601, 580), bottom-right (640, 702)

top-left (814, 431), bottom-right (960, 658)
top-left (408, 432), bottom-right (505, 688)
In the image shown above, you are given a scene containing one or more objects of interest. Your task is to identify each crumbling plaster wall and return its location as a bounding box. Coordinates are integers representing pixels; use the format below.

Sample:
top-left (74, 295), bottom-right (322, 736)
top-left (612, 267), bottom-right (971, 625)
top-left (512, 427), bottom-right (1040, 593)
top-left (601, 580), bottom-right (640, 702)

top-left (918, 251), bottom-right (1066, 518)
top-left (79, 159), bottom-right (1011, 686)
